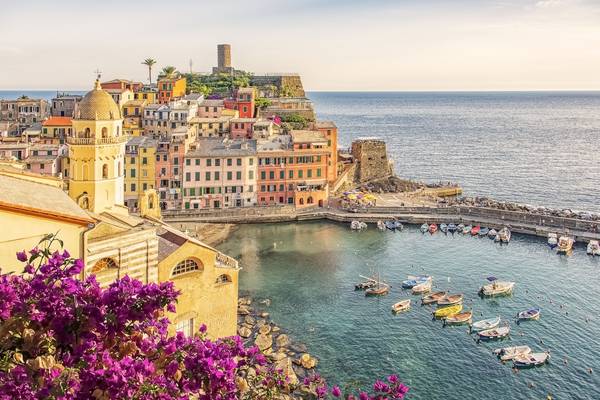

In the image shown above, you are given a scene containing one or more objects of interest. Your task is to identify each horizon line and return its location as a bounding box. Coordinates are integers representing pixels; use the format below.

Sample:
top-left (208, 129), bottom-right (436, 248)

top-left (2, 88), bottom-right (600, 93)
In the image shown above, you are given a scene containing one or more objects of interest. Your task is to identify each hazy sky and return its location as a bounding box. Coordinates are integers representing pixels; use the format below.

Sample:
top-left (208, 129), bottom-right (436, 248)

top-left (1, 0), bottom-right (600, 91)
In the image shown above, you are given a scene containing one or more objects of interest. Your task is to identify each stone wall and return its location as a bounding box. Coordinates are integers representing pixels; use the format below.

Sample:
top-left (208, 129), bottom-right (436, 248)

top-left (351, 139), bottom-right (393, 183)
top-left (250, 75), bottom-right (306, 98)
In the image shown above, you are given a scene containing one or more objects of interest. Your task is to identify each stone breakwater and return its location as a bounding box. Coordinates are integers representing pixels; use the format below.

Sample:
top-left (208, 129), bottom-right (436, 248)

top-left (237, 295), bottom-right (319, 396)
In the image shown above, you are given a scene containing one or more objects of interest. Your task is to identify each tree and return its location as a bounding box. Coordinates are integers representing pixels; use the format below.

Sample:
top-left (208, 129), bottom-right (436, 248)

top-left (255, 97), bottom-right (272, 110)
top-left (141, 58), bottom-right (157, 84)
top-left (159, 66), bottom-right (178, 79)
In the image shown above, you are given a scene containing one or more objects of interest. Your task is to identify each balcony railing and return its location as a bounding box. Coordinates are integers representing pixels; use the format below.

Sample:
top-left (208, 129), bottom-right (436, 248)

top-left (67, 136), bottom-right (128, 145)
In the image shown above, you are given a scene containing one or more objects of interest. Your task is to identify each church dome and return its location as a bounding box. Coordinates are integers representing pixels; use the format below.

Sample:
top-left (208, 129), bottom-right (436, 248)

top-left (76, 79), bottom-right (122, 120)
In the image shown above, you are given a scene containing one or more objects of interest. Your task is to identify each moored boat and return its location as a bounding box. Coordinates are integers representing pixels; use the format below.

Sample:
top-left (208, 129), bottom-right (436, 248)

top-left (365, 285), bottom-right (389, 296)
top-left (471, 316), bottom-right (501, 332)
top-left (437, 294), bottom-right (463, 306)
top-left (391, 299), bottom-right (411, 313)
top-left (401, 275), bottom-right (431, 289)
top-left (429, 224), bottom-right (438, 233)
top-left (447, 223), bottom-right (457, 232)
top-left (355, 280), bottom-right (376, 290)
top-left (547, 233), bottom-right (558, 248)
top-left (457, 223), bottom-right (465, 232)
top-left (499, 227), bottom-right (511, 243)
top-left (517, 308), bottom-right (541, 321)
top-left (513, 352), bottom-right (550, 368)
top-left (440, 223), bottom-right (448, 233)
top-left (421, 291), bottom-right (446, 305)
top-left (444, 311), bottom-right (472, 326)
top-left (470, 225), bottom-right (480, 236)
top-left (351, 221), bottom-right (367, 230)
top-left (433, 303), bottom-right (463, 319)
top-left (412, 280), bottom-right (432, 294)
top-left (493, 345), bottom-right (532, 362)
top-left (556, 236), bottom-right (574, 254)
top-left (587, 240), bottom-right (600, 256)
top-left (420, 223), bottom-right (429, 233)
top-left (479, 279), bottom-right (515, 297)
top-left (488, 228), bottom-right (497, 239)
top-left (385, 220), bottom-right (403, 231)
top-left (377, 220), bottom-right (385, 231)
top-left (462, 225), bottom-right (472, 235)
top-left (479, 227), bottom-right (490, 236)
top-left (478, 325), bottom-right (510, 341)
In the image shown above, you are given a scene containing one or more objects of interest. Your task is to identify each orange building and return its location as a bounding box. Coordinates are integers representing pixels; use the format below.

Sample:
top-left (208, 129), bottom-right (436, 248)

top-left (41, 117), bottom-right (72, 144)
top-left (101, 79), bottom-right (144, 92)
top-left (158, 77), bottom-right (187, 104)
top-left (315, 121), bottom-right (338, 182)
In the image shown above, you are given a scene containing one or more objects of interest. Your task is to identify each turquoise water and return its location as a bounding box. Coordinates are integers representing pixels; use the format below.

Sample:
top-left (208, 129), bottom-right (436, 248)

top-left (219, 222), bottom-right (600, 399)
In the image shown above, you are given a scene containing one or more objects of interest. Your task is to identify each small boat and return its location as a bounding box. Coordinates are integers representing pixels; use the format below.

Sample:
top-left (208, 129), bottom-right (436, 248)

top-left (377, 220), bottom-right (385, 231)
top-left (401, 275), bottom-right (431, 289)
top-left (351, 221), bottom-right (367, 230)
top-left (499, 227), bottom-right (511, 243)
top-left (488, 229), bottom-right (497, 239)
top-left (547, 233), bottom-right (558, 248)
top-left (493, 346), bottom-right (532, 362)
top-left (433, 304), bottom-right (463, 319)
top-left (437, 294), bottom-right (463, 306)
top-left (478, 326), bottom-right (510, 341)
top-left (421, 291), bottom-right (446, 305)
top-left (479, 279), bottom-right (515, 297)
top-left (457, 223), bottom-right (465, 232)
top-left (470, 225), bottom-right (481, 236)
top-left (444, 311), bottom-right (472, 326)
top-left (429, 224), bottom-right (438, 234)
top-left (462, 225), bottom-right (472, 235)
top-left (479, 227), bottom-right (490, 236)
top-left (556, 236), bottom-right (574, 254)
top-left (391, 299), bottom-right (411, 313)
top-left (494, 233), bottom-right (501, 242)
top-left (355, 280), bottom-right (376, 290)
top-left (447, 223), bottom-right (457, 232)
top-left (517, 308), bottom-right (541, 321)
top-left (420, 223), bottom-right (429, 233)
top-left (471, 316), bottom-right (501, 332)
top-left (513, 352), bottom-right (550, 368)
top-left (412, 280), bottom-right (432, 294)
top-left (440, 223), bottom-right (448, 233)
top-left (587, 240), bottom-right (600, 256)
top-left (384, 220), bottom-right (403, 231)
top-left (365, 286), bottom-right (389, 296)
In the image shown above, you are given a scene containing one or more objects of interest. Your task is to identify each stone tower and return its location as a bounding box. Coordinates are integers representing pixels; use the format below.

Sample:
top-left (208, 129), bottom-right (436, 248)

top-left (68, 79), bottom-right (126, 213)
top-left (351, 138), bottom-right (393, 183)
top-left (213, 44), bottom-right (233, 74)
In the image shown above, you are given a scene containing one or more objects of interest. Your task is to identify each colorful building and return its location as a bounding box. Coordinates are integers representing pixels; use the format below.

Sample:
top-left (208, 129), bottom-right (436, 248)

top-left (50, 93), bottom-right (82, 117)
top-left (182, 138), bottom-right (257, 209)
top-left (235, 87), bottom-right (255, 118)
top-left (42, 116), bottom-right (72, 144)
top-left (158, 76), bottom-right (187, 104)
top-left (101, 79), bottom-right (144, 92)
top-left (24, 143), bottom-right (66, 177)
top-left (230, 118), bottom-right (257, 139)
top-left (123, 100), bottom-right (147, 136)
top-left (198, 99), bottom-right (225, 118)
top-left (134, 86), bottom-right (159, 104)
top-left (124, 136), bottom-right (157, 211)
top-left (315, 121), bottom-right (338, 183)
top-left (189, 116), bottom-right (233, 138)
top-left (0, 97), bottom-right (49, 135)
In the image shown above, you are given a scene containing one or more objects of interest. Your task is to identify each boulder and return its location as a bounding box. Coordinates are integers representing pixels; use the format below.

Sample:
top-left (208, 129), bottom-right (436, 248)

top-left (276, 334), bottom-right (290, 348)
top-left (238, 326), bottom-right (252, 338)
top-left (258, 324), bottom-right (271, 335)
top-left (238, 297), bottom-right (252, 306)
top-left (254, 334), bottom-right (273, 352)
top-left (256, 319), bottom-right (266, 328)
top-left (271, 326), bottom-right (281, 333)
top-left (260, 312), bottom-right (270, 318)
top-left (244, 316), bottom-right (255, 325)
top-left (274, 357), bottom-right (298, 386)
top-left (237, 306), bottom-right (251, 316)
top-left (299, 353), bottom-right (317, 369)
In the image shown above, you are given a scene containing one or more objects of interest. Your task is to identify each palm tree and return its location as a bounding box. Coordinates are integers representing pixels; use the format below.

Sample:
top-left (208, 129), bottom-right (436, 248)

top-left (141, 58), bottom-right (156, 84)
top-left (159, 66), bottom-right (178, 79)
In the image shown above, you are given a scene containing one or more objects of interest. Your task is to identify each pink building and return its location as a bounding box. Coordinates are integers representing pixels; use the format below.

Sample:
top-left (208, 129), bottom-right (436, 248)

top-left (0, 139), bottom-right (29, 161)
top-left (182, 138), bottom-right (258, 209)
top-left (197, 99), bottom-right (225, 118)
top-left (229, 118), bottom-right (257, 139)
top-left (24, 143), bottom-right (66, 176)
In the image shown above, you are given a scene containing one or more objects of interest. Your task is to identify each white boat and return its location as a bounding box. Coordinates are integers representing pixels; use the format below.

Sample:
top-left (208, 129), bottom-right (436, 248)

top-left (478, 326), bottom-right (510, 341)
top-left (471, 316), bottom-right (501, 332)
top-left (587, 240), bottom-right (600, 256)
top-left (479, 281), bottom-right (515, 297)
top-left (493, 346), bottom-right (532, 362)
top-left (412, 280), bottom-right (432, 294)
top-left (440, 223), bottom-right (448, 233)
top-left (420, 223), bottom-right (428, 233)
top-left (547, 233), bottom-right (558, 248)
top-left (494, 234), bottom-right (501, 242)
top-left (457, 223), bottom-right (465, 231)
top-left (351, 221), bottom-right (367, 231)
top-left (402, 275), bottom-right (432, 288)
top-left (517, 308), bottom-right (541, 321)
top-left (556, 236), bottom-right (574, 254)
top-left (377, 220), bottom-right (385, 231)
top-left (391, 299), bottom-right (411, 313)
top-left (513, 352), bottom-right (550, 368)
top-left (499, 227), bottom-right (511, 243)
top-left (488, 229), bottom-right (497, 239)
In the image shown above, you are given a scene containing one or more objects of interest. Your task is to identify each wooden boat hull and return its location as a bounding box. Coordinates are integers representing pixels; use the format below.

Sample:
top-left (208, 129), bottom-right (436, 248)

top-left (478, 326), bottom-right (510, 341)
top-left (517, 309), bottom-right (540, 320)
top-left (392, 300), bottom-right (411, 313)
top-left (513, 353), bottom-right (550, 368)
top-left (433, 304), bottom-right (462, 318)
top-left (437, 294), bottom-right (463, 306)
top-left (444, 311), bottom-right (472, 325)
top-left (365, 287), bottom-right (389, 296)
top-left (421, 291), bottom-right (446, 305)
top-left (494, 346), bottom-right (532, 362)
top-left (471, 317), bottom-right (501, 332)
top-left (479, 282), bottom-right (515, 297)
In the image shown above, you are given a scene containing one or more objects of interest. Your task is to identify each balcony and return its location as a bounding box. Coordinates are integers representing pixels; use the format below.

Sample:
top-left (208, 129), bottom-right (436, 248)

top-left (216, 253), bottom-right (239, 269)
top-left (67, 136), bottom-right (127, 145)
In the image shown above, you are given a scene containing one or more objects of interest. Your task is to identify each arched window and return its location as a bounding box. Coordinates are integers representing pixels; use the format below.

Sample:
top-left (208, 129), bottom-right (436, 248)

top-left (307, 196), bottom-right (314, 204)
top-left (82, 164), bottom-right (88, 180)
top-left (101, 127), bottom-right (108, 138)
top-left (84, 127), bottom-right (91, 138)
top-left (299, 198), bottom-right (304, 205)
top-left (215, 274), bottom-right (232, 284)
top-left (92, 258), bottom-right (118, 273)
top-left (102, 164), bottom-right (108, 179)
top-left (172, 259), bottom-right (201, 277)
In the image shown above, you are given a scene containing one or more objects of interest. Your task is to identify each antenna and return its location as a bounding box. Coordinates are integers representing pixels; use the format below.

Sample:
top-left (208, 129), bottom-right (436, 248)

top-left (189, 59), bottom-right (193, 74)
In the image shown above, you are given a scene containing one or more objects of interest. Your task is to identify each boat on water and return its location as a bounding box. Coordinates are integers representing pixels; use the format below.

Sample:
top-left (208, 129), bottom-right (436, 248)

top-left (457, 223), bottom-right (465, 232)
top-left (391, 299), bottom-right (411, 313)
top-left (547, 233), bottom-right (558, 248)
top-left (556, 236), bottom-right (574, 254)
top-left (440, 223), bottom-right (448, 233)
top-left (587, 240), bottom-right (600, 256)
top-left (420, 223), bottom-right (428, 232)
top-left (377, 220), bottom-right (385, 231)
top-left (470, 225), bottom-right (480, 236)
top-left (412, 280), bottom-right (432, 294)
top-left (462, 225), bottom-right (472, 234)
top-left (513, 352), bottom-right (550, 368)
top-left (478, 325), bottom-right (510, 341)
top-left (471, 316), bottom-right (501, 332)
top-left (429, 224), bottom-right (438, 234)
top-left (447, 223), bottom-right (457, 233)
top-left (498, 227), bottom-right (511, 243)
top-left (421, 291), bottom-right (446, 305)
top-left (488, 229), bottom-right (497, 239)
top-left (401, 275), bottom-right (431, 289)
top-left (385, 220), bottom-right (403, 231)
top-left (364, 271), bottom-right (389, 297)
top-left (444, 311), bottom-right (473, 326)
top-left (350, 221), bottom-right (367, 231)
top-left (494, 233), bottom-right (501, 242)
top-left (433, 303), bottom-right (463, 319)
top-left (479, 227), bottom-right (490, 236)
top-left (479, 278), bottom-right (515, 297)
top-left (437, 294), bottom-right (463, 306)
top-left (517, 308), bottom-right (541, 321)
top-left (493, 346), bottom-right (532, 362)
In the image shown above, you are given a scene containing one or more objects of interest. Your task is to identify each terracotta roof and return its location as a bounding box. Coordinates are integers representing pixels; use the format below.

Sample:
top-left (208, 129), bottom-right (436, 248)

top-left (42, 117), bottom-right (72, 127)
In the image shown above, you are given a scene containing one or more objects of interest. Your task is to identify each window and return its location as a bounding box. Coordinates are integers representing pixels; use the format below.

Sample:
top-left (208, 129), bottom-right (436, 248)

top-left (92, 258), bottom-right (118, 273)
top-left (236, 171), bottom-right (242, 180)
top-left (185, 172), bottom-right (191, 181)
top-left (207, 159), bottom-right (212, 167)
top-left (279, 170), bottom-right (284, 179)
top-left (249, 158), bottom-right (254, 166)
top-left (176, 318), bottom-right (194, 337)
top-left (195, 172), bottom-right (200, 181)
top-left (143, 183), bottom-right (148, 190)
top-left (131, 183), bottom-right (136, 192)
top-left (102, 164), bottom-right (108, 179)
top-left (186, 159), bottom-right (190, 166)
top-left (227, 171), bottom-right (232, 180)
top-left (260, 171), bottom-right (266, 180)
top-left (317, 168), bottom-right (322, 177)
top-left (269, 171), bottom-right (274, 179)
top-left (215, 159), bottom-right (220, 167)
top-left (215, 274), bottom-right (232, 284)
top-left (288, 170), bottom-right (293, 179)
top-left (236, 158), bottom-right (242, 166)
top-left (205, 172), bottom-right (211, 181)
top-left (249, 170), bottom-right (254, 179)
top-left (215, 171), bottom-right (220, 180)
top-left (227, 158), bottom-right (232, 166)
top-left (195, 159), bottom-right (200, 166)
top-left (307, 169), bottom-right (312, 178)
top-left (172, 259), bottom-right (201, 277)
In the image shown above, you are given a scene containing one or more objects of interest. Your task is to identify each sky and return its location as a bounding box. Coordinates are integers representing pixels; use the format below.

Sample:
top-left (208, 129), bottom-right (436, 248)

top-left (1, 0), bottom-right (600, 91)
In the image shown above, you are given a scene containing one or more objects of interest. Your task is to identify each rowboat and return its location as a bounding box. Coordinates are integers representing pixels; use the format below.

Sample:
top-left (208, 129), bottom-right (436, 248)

top-left (513, 352), bottom-right (550, 368)
top-left (401, 275), bottom-right (431, 289)
top-left (433, 304), bottom-right (462, 318)
top-left (421, 291), bottom-right (446, 305)
top-left (437, 294), bottom-right (463, 306)
top-left (470, 225), bottom-right (480, 236)
top-left (365, 286), bottom-right (389, 296)
top-left (478, 326), bottom-right (510, 341)
top-left (377, 220), bottom-right (385, 231)
top-left (385, 221), bottom-right (403, 231)
top-left (470, 316), bottom-right (501, 332)
top-left (444, 311), bottom-right (472, 326)
top-left (420, 223), bottom-right (429, 233)
top-left (493, 345), bottom-right (532, 362)
top-left (457, 223), bottom-right (465, 232)
top-left (447, 223), bottom-right (457, 232)
top-left (412, 280), bottom-right (432, 294)
top-left (587, 240), bottom-right (600, 256)
top-left (351, 221), bottom-right (367, 230)
top-left (462, 225), bottom-right (472, 234)
top-left (517, 308), bottom-right (541, 321)
top-left (499, 227), bottom-right (511, 243)
top-left (488, 229), bottom-right (497, 239)
top-left (429, 224), bottom-right (438, 234)
top-left (391, 299), bottom-right (411, 313)
top-left (479, 281), bottom-right (515, 297)
top-left (440, 223), bottom-right (448, 233)
top-left (547, 233), bottom-right (558, 248)
top-left (556, 236), bottom-right (574, 254)
top-left (479, 227), bottom-right (490, 236)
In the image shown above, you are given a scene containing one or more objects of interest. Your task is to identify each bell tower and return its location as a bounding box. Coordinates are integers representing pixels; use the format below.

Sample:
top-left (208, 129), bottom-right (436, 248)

top-left (68, 78), bottom-right (126, 213)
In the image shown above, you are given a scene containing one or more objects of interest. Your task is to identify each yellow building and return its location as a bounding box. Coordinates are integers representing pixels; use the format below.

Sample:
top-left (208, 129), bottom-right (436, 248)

top-left (124, 136), bottom-right (157, 211)
top-left (134, 89), bottom-right (158, 104)
top-left (158, 76), bottom-right (187, 104)
top-left (123, 100), bottom-right (147, 136)
top-left (0, 79), bottom-right (239, 339)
